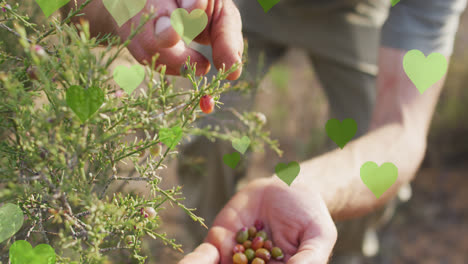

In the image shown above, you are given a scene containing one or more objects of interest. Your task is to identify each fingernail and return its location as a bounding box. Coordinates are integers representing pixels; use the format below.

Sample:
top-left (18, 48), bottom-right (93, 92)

top-left (181, 0), bottom-right (196, 9)
top-left (154, 16), bottom-right (171, 36)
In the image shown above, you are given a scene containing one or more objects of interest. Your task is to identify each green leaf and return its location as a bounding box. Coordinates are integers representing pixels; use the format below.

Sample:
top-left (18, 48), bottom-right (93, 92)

top-left (66, 85), bottom-right (105, 123)
top-left (158, 125), bottom-right (183, 150)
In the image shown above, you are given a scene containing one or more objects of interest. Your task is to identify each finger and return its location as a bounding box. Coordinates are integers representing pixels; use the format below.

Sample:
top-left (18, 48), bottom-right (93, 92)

top-left (126, 28), bottom-right (211, 76)
top-left (177, 0), bottom-right (208, 11)
top-left (150, 0), bottom-right (181, 47)
top-left (180, 0), bottom-right (211, 45)
top-left (209, 0), bottom-right (244, 80)
top-left (118, 0), bottom-right (180, 51)
top-left (178, 243), bottom-right (219, 264)
top-left (204, 226), bottom-right (237, 264)
top-left (287, 214), bottom-right (337, 264)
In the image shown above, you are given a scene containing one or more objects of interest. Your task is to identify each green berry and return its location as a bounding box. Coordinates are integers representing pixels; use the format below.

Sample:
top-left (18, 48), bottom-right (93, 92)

top-left (255, 248), bottom-right (271, 262)
top-left (255, 230), bottom-right (268, 240)
top-left (180, 64), bottom-right (189, 77)
top-left (248, 226), bottom-right (257, 239)
top-left (124, 235), bottom-right (134, 245)
top-left (232, 252), bottom-right (248, 264)
top-left (236, 227), bottom-right (249, 244)
top-left (150, 144), bottom-right (162, 156)
top-left (271, 247), bottom-right (284, 260)
top-left (244, 248), bottom-right (255, 261)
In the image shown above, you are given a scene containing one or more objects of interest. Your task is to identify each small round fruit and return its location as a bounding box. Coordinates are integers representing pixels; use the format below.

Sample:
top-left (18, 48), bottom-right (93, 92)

top-left (255, 230), bottom-right (268, 240)
top-left (244, 248), bottom-right (255, 261)
top-left (199, 95), bottom-right (215, 114)
top-left (248, 226), bottom-right (257, 239)
top-left (271, 247), bottom-right (284, 260)
top-left (251, 236), bottom-right (264, 251)
top-left (150, 143), bottom-right (162, 156)
top-left (243, 240), bottom-right (252, 249)
top-left (254, 112), bottom-right (267, 126)
top-left (233, 244), bottom-right (245, 254)
top-left (232, 252), bottom-right (248, 264)
top-left (255, 248), bottom-right (271, 262)
top-left (263, 240), bottom-right (273, 251)
top-left (180, 64), bottom-right (189, 77)
top-left (254, 219), bottom-right (264, 231)
top-left (124, 235), bottom-right (134, 245)
top-left (251, 257), bottom-right (265, 264)
top-left (142, 207), bottom-right (157, 219)
top-left (236, 227), bottom-right (249, 244)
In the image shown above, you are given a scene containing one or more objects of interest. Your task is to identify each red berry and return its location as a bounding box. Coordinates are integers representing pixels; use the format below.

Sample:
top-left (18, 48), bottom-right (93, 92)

top-left (263, 240), bottom-right (273, 251)
top-left (199, 95), bottom-right (215, 114)
top-left (251, 236), bottom-right (264, 251)
top-left (254, 220), bottom-right (264, 231)
top-left (233, 244), bottom-right (245, 254)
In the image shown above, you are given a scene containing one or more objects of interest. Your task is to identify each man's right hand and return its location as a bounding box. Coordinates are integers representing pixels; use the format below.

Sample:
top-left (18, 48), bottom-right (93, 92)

top-left (69, 0), bottom-right (244, 80)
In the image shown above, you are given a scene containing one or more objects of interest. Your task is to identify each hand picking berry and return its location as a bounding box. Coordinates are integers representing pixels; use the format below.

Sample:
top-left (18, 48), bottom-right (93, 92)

top-left (232, 220), bottom-right (284, 263)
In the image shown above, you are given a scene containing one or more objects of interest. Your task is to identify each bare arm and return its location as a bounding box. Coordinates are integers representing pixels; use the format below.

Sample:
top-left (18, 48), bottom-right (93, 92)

top-left (284, 47), bottom-right (447, 220)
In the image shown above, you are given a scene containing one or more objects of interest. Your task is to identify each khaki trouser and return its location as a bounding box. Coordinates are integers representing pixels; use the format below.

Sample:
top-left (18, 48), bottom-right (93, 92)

top-left (178, 0), bottom-right (407, 262)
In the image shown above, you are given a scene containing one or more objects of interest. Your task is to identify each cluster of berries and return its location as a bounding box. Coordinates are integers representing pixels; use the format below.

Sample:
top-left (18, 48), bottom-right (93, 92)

top-left (233, 220), bottom-right (284, 264)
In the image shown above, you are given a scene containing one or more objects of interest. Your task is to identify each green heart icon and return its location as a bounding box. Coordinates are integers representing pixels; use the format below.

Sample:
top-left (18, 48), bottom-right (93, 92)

top-left (35, 0), bottom-right (70, 17)
top-left (223, 152), bottom-right (241, 169)
top-left (360, 162), bottom-right (398, 198)
top-left (325, 118), bottom-right (357, 149)
top-left (403, 49), bottom-right (448, 94)
top-left (113, 65), bottom-right (145, 95)
top-left (391, 0), bottom-right (400, 6)
top-left (102, 0), bottom-right (147, 27)
top-left (0, 203), bottom-right (24, 243)
top-left (66, 85), bottom-right (105, 123)
top-left (170, 9), bottom-right (208, 45)
top-left (257, 0), bottom-right (281, 13)
top-left (275, 161), bottom-right (300, 186)
top-left (9, 240), bottom-right (56, 264)
top-left (232, 136), bottom-right (251, 155)
top-left (159, 125), bottom-right (183, 150)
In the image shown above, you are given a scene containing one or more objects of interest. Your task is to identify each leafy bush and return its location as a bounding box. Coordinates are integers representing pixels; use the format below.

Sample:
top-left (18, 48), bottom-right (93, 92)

top-left (0, 1), bottom-right (279, 263)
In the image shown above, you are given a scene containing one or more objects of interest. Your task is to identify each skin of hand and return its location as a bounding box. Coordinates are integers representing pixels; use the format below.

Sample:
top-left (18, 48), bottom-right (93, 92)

top-left (65, 0), bottom-right (243, 80)
top-left (291, 47), bottom-right (448, 220)
top-left (178, 177), bottom-right (338, 264)
top-left (179, 47), bottom-right (448, 262)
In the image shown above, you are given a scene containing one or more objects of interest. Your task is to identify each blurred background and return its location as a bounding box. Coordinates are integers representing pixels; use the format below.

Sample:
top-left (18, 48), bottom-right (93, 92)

top-left (2, 1), bottom-right (467, 263)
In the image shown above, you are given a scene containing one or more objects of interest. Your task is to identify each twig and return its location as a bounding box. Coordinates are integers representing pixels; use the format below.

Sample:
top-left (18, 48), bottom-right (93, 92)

top-left (99, 246), bottom-right (131, 253)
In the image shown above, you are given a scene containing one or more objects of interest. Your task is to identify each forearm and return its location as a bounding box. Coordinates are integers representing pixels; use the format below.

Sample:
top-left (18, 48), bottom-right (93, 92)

top-left (286, 47), bottom-right (447, 220)
top-left (292, 121), bottom-right (425, 220)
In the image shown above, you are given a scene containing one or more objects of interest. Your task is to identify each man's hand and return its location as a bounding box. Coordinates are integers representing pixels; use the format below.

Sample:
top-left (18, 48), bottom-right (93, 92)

top-left (67, 0), bottom-right (243, 80)
top-left (178, 177), bottom-right (337, 264)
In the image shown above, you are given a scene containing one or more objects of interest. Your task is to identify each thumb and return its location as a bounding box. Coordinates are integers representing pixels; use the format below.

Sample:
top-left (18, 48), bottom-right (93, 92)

top-left (287, 223), bottom-right (337, 264)
top-left (178, 243), bottom-right (219, 264)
